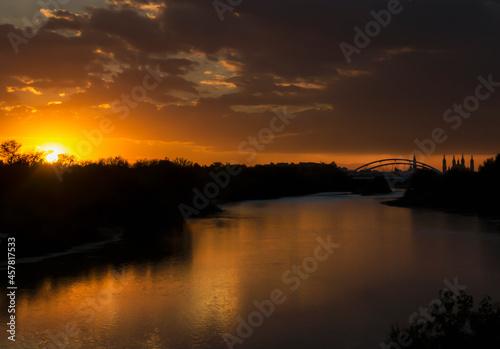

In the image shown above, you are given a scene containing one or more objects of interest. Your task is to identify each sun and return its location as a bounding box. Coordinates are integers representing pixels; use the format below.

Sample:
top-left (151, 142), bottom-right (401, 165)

top-left (38, 143), bottom-right (71, 163)
top-left (46, 152), bottom-right (58, 163)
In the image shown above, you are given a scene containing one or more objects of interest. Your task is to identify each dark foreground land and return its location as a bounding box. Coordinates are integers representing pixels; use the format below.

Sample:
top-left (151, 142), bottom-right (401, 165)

top-left (2, 153), bottom-right (499, 259)
top-left (386, 154), bottom-right (500, 220)
top-left (385, 288), bottom-right (500, 348)
top-left (0, 158), bottom-right (355, 258)
top-left (1, 150), bottom-right (499, 347)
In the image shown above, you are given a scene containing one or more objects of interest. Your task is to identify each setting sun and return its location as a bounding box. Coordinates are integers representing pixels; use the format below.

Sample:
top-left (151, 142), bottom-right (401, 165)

top-left (46, 152), bottom-right (58, 163)
top-left (39, 143), bottom-right (71, 163)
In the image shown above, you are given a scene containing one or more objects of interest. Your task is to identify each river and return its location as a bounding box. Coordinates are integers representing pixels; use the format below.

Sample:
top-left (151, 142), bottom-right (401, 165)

top-left (2, 193), bottom-right (500, 348)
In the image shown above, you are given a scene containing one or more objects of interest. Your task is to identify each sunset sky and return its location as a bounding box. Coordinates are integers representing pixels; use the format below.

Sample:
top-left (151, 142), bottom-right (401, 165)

top-left (1, 0), bottom-right (499, 169)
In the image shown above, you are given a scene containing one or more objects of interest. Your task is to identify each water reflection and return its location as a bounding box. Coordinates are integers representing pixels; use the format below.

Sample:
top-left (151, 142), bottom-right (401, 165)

top-left (2, 194), bottom-right (500, 349)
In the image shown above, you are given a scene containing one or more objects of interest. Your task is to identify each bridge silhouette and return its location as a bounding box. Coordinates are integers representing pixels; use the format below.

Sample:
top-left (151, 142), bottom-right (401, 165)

top-left (353, 158), bottom-right (442, 173)
top-left (351, 158), bottom-right (441, 189)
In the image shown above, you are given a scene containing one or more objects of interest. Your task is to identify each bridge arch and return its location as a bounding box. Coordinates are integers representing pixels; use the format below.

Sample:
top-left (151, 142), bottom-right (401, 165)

top-left (353, 158), bottom-right (442, 174)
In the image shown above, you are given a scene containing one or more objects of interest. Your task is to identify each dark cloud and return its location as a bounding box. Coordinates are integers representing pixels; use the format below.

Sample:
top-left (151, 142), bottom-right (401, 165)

top-left (0, 0), bottom-right (499, 160)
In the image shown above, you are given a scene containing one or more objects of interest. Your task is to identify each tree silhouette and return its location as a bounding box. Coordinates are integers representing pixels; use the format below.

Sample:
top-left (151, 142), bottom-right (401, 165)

top-left (172, 157), bottom-right (194, 167)
top-left (98, 156), bottom-right (130, 167)
top-left (0, 140), bottom-right (52, 165)
top-left (23, 148), bottom-right (51, 165)
top-left (0, 140), bottom-right (22, 164)
top-left (56, 153), bottom-right (77, 167)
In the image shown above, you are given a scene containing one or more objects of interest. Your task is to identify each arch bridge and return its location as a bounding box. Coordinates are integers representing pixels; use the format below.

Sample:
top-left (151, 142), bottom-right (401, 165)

top-left (351, 158), bottom-right (442, 189)
top-left (353, 158), bottom-right (442, 174)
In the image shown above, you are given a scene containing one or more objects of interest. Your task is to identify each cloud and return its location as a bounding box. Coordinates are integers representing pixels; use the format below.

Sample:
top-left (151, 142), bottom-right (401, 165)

top-left (0, 0), bottom-right (499, 162)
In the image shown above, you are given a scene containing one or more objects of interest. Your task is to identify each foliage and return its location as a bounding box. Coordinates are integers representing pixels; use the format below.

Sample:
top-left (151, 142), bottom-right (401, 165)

top-left (97, 156), bottom-right (130, 167)
top-left (388, 290), bottom-right (500, 348)
top-left (172, 157), bottom-right (194, 167)
top-left (0, 140), bottom-right (354, 257)
top-left (397, 154), bottom-right (500, 214)
top-left (56, 153), bottom-right (77, 167)
top-left (0, 140), bottom-right (22, 164)
top-left (0, 139), bottom-right (52, 165)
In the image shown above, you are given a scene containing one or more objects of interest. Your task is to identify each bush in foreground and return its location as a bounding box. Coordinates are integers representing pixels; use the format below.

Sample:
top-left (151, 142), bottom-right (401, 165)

top-left (387, 290), bottom-right (500, 348)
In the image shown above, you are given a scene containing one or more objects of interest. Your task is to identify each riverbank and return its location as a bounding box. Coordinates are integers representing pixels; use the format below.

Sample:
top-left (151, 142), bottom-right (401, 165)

top-left (0, 161), bottom-right (351, 260)
top-left (383, 198), bottom-right (500, 231)
top-left (382, 154), bottom-right (500, 224)
top-left (4, 153), bottom-right (498, 261)
top-left (6, 193), bottom-right (500, 348)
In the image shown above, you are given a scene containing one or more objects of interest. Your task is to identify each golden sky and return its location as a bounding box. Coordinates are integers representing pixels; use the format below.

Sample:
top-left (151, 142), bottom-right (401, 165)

top-left (1, 0), bottom-right (499, 169)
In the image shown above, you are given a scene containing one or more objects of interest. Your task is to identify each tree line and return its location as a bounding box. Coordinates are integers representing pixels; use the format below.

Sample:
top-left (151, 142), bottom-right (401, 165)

top-left (0, 140), bottom-right (352, 257)
top-left (393, 153), bottom-right (500, 216)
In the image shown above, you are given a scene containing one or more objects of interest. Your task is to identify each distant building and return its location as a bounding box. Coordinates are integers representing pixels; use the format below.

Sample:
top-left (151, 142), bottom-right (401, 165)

top-left (442, 155), bottom-right (474, 172)
top-left (407, 155), bottom-right (418, 171)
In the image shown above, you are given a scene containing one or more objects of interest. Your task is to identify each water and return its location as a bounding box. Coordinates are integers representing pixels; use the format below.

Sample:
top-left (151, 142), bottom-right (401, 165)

top-left (2, 193), bottom-right (500, 348)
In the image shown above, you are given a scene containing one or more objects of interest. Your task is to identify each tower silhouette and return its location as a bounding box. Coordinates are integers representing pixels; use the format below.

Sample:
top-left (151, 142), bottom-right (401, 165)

top-left (442, 155), bottom-right (475, 173)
